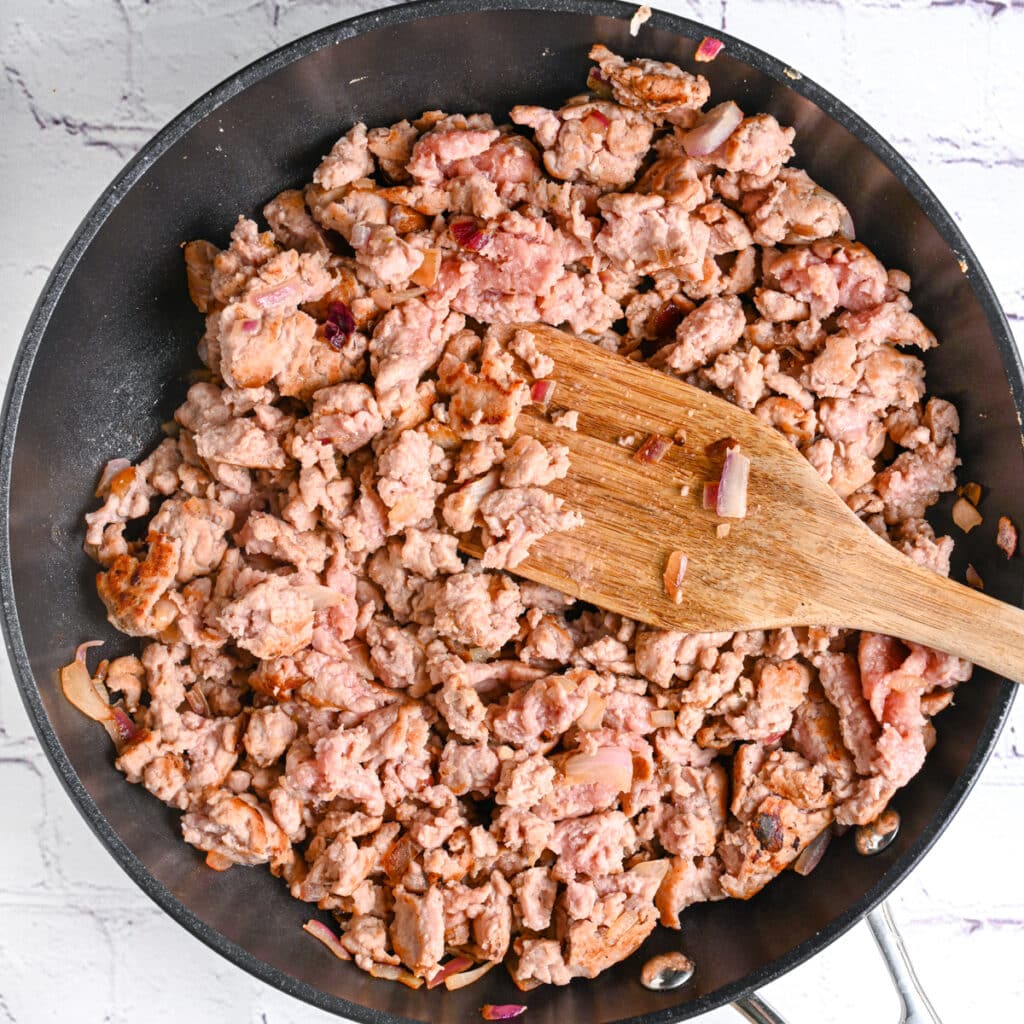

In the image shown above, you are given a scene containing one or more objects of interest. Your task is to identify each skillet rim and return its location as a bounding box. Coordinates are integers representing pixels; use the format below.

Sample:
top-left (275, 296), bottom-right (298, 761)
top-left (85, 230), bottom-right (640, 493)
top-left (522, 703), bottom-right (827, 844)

top-left (0, 1), bottom-right (1018, 1020)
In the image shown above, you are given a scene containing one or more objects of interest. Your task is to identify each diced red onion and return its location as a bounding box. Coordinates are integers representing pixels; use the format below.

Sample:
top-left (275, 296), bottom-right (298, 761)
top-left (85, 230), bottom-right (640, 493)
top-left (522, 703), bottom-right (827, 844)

top-left (95, 458), bottom-right (131, 497)
top-left (368, 963), bottom-right (424, 988)
top-left (60, 641), bottom-right (145, 749)
top-left (426, 419), bottom-right (463, 450)
top-left (427, 956), bottom-right (475, 989)
top-left (205, 851), bottom-right (234, 871)
top-left (717, 446), bottom-right (749, 519)
top-left (60, 642), bottom-right (111, 726)
top-left (109, 706), bottom-right (140, 745)
top-left (585, 109), bottom-right (611, 130)
top-left (344, 639), bottom-right (376, 680)
top-left (107, 465), bottom-right (137, 499)
top-left (241, 318), bottom-right (260, 333)
top-left (563, 746), bottom-right (633, 792)
top-left (634, 434), bottom-right (673, 465)
top-left (839, 208), bottom-right (856, 240)
top-left (370, 286), bottom-right (426, 310)
top-left (629, 858), bottom-right (671, 883)
top-left (793, 828), bottom-right (832, 876)
top-left (628, 3), bottom-right (652, 36)
top-left (997, 515), bottom-right (1018, 559)
top-left (327, 300), bottom-right (356, 330)
top-left (952, 497), bottom-right (982, 533)
top-left (350, 222), bottom-right (372, 248)
top-left (481, 1005), bottom-right (528, 1021)
top-left (702, 482), bottom-right (719, 510)
top-left (682, 101), bottom-right (743, 158)
top-left (694, 36), bottom-right (724, 62)
top-left (106, 710), bottom-right (141, 748)
top-left (253, 281), bottom-right (300, 308)
top-left (531, 379), bottom-right (556, 407)
top-left (663, 549), bottom-right (689, 604)
top-left (324, 300), bottom-right (356, 350)
top-left (586, 67), bottom-right (612, 98)
top-left (577, 694), bottom-right (606, 731)
top-left (303, 919), bottom-right (352, 961)
top-left (323, 325), bottom-right (347, 351)
top-left (958, 481), bottom-right (982, 506)
top-left (184, 686), bottom-right (210, 717)
top-left (294, 584), bottom-right (351, 611)
top-left (451, 217), bottom-right (489, 252)
top-left (649, 300), bottom-right (683, 339)
top-left (411, 248), bottom-right (441, 288)
top-left (454, 470), bottom-right (501, 526)
top-left (383, 832), bottom-right (420, 884)
top-left (444, 959), bottom-right (496, 990)
top-left (512, 977), bottom-right (542, 994)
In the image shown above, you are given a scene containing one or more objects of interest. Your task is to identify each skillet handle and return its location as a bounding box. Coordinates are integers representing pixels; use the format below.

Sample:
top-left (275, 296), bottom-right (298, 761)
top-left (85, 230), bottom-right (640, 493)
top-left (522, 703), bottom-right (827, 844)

top-left (729, 902), bottom-right (942, 1024)
top-left (731, 992), bottom-right (787, 1023)
top-left (865, 903), bottom-right (943, 1023)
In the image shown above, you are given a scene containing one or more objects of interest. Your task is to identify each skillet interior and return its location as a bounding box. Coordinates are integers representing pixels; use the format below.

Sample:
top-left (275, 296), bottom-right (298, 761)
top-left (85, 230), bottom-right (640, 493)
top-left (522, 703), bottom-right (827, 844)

top-left (1, 2), bottom-right (1019, 1021)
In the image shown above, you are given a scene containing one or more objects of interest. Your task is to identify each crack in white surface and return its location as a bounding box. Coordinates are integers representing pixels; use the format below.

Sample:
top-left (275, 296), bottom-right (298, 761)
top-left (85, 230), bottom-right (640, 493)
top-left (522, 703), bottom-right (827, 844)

top-left (4, 63), bottom-right (157, 160)
top-left (929, 0), bottom-right (1021, 15)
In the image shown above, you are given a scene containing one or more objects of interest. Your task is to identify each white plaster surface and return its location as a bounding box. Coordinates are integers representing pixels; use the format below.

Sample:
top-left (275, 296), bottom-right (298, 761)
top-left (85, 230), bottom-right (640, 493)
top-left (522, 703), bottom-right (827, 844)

top-left (1, 1), bottom-right (1022, 1021)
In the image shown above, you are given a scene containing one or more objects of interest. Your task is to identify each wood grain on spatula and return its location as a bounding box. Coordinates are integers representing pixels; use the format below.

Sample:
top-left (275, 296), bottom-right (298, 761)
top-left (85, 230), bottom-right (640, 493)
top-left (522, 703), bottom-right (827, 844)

top-left (461, 324), bottom-right (1024, 683)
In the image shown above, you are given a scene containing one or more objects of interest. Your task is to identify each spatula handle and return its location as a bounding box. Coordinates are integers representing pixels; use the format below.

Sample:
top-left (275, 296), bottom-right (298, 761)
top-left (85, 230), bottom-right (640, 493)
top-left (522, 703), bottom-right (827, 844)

top-left (834, 534), bottom-right (1024, 683)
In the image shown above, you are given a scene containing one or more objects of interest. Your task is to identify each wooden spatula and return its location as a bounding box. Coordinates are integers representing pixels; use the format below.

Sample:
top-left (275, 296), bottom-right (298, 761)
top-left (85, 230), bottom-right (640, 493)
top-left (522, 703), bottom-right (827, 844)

top-left (469, 324), bottom-right (1024, 682)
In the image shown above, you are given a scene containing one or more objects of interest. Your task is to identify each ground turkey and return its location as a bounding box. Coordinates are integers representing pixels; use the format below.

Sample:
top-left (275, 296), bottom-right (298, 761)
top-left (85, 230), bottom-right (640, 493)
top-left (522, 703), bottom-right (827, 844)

top-left (77, 42), bottom-right (970, 994)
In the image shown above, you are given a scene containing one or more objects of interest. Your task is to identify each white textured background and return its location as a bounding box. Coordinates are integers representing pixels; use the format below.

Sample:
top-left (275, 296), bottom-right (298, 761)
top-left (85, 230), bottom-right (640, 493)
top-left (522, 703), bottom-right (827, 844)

top-left (1, 1), bottom-right (1023, 1021)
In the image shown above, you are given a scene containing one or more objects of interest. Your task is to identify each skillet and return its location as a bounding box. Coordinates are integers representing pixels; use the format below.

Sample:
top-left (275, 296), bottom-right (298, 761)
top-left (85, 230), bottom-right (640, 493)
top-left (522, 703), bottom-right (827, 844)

top-left (1, 2), bottom-right (1019, 1020)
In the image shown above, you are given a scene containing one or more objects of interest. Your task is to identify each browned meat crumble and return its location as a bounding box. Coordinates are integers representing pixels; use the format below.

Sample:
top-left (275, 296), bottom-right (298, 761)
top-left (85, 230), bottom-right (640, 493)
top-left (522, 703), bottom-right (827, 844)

top-left (79, 45), bottom-right (971, 991)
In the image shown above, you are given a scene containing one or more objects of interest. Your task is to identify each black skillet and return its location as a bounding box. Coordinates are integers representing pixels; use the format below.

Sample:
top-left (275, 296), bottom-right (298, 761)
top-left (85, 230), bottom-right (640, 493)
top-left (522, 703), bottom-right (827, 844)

top-left (1, 2), bottom-right (1019, 1021)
